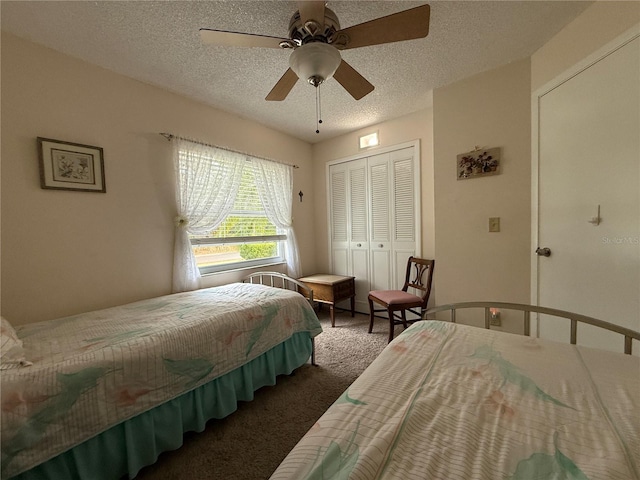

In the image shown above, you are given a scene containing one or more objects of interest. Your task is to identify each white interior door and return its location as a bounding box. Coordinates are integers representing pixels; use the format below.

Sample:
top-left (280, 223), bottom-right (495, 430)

top-left (536, 35), bottom-right (639, 352)
top-left (368, 153), bottom-right (392, 291)
top-left (390, 147), bottom-right (419, 290)
top-left (329, 163), bottom-right (349, 276)
top-left (348, 159), bottom-right (371, 312)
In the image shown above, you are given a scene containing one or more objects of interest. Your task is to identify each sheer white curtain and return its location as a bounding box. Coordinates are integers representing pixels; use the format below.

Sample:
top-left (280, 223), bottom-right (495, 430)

top-left (251, 157), bottom-right (301, 278)
top-left (173, 139), bottom-right (245, 292)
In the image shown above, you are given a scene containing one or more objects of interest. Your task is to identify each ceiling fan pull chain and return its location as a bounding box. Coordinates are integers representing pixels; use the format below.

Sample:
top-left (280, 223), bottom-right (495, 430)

top-left (315, 85), bottom-right (322, 134)
top-left (318, 85), bottom-right (323, 126)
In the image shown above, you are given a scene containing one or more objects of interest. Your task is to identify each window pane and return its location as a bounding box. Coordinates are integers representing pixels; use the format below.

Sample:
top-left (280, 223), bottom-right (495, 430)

top-left (234, 168), bottom-right (263, 212)
top-left (193, 241), bottom-right (279, 269)
top-left (207, 215), bottom-right (277, 239)
top-left (187, 156), bottom-right (285, 272)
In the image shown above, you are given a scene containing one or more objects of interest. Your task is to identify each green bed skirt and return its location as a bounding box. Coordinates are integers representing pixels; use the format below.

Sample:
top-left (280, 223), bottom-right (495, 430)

top-left (11, 332), bottom-right (314, 480)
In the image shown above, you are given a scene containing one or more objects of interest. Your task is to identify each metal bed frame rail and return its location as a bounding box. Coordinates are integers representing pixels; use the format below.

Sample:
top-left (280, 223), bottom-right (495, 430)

top-left (243, 271), bottom-right (314, 303)
top-left (424, 301), bottom-right (640, 355)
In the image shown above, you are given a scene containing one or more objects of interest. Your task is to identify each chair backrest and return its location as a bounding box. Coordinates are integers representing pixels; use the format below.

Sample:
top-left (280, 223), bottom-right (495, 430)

top-left (402, 257), bottom-right (435, 306)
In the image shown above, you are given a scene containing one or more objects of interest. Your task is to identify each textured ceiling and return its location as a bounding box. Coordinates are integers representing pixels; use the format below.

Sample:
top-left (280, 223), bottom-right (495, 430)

top-left (1, 1), bottom-right (591, 144)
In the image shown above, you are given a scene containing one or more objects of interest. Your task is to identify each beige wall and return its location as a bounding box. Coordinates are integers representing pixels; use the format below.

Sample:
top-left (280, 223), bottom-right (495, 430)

top-left (531, 1), bottom-right (640, 92)
top-left (1, 33), bottom-right (315, 325)
top-left (311, 108), bottom-right (435, 274)
top-left (433, 58), bottom-right (532, 332)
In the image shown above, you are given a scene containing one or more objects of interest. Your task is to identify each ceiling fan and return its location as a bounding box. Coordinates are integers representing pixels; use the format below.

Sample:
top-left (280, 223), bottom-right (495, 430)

top-left (199, 2), bottom-right (431, 102)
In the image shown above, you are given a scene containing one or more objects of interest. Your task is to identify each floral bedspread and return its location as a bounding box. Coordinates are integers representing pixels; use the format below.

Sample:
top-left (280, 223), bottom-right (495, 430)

top-left (271, 320), bottom-right (639, 480)
top-left (1, 283), bottom-right (322, 478)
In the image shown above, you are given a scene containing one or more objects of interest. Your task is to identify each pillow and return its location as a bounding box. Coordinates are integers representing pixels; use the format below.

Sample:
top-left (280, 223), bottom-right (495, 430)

top-left (1, 316), bottom-right (32, 369)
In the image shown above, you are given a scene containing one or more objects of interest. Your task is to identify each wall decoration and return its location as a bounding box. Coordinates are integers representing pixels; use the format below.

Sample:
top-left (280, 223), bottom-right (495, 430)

top-left (457, 147), bottom-right (500, 180)
top-left (38, 137), bottom-right (106, 192)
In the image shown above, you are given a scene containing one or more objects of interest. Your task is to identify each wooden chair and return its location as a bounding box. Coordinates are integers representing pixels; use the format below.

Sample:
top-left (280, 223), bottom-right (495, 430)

top-left (368, 257), bottom-right (435, 343)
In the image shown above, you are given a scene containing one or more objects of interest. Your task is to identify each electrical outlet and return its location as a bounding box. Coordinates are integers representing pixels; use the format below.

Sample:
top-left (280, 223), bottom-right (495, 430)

top-left (489, 217), bottom-right (500, 232)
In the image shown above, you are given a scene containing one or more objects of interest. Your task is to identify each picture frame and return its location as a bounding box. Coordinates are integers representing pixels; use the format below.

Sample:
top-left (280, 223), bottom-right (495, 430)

top-left (37, 137), bottom-right (106, 192)
top-left (457, 147), bottom-right (500, 180)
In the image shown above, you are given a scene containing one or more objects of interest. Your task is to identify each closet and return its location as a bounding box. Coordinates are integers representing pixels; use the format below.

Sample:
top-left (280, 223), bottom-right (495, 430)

top-left (327, 141), bottom-right (421, 313)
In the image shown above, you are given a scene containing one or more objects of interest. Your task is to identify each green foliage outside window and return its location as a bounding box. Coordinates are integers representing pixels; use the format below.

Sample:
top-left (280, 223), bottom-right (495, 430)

top-left (239, 242), bottom-right (277, 260)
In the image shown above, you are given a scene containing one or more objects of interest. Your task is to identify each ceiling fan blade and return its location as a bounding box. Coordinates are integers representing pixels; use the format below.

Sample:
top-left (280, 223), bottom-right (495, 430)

top-left (297, 1), bottom-right (326, 27)
top-left (333, 60), bottom-right (374, 100)
top-left (266, 68), bottom-right (299, 101)
top-left (335, 4), bottom-right (430, 50)
top-left (200, 28), bottom-right (289, 48)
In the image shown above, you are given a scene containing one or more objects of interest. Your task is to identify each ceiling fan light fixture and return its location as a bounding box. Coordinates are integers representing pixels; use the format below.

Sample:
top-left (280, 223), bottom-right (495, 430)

top-left (289, 42), bottom-right (341, 86)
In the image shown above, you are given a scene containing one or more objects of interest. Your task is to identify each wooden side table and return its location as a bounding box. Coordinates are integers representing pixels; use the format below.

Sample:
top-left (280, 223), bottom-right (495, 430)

top-left (298, 274), bottom-right (355, 327)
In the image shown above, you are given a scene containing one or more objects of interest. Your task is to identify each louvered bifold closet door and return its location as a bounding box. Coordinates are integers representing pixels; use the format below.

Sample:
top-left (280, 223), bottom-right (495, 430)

top-left (329, 163), bottom-right (349, 276)
top-left (327, 142), bottom-right (421, 315)
top-left (348, 159), bottom-right (371, 310)
top-left (391, 147), bottom-right (418, 296)
top-left (368, 153), bottom-right (393, 291)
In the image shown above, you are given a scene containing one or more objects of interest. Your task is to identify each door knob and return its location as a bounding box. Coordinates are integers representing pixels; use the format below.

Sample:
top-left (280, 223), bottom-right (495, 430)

top-left (378, 244), bottom-right (384, 248)
top-left (535, 247), bottom-right (551, 257)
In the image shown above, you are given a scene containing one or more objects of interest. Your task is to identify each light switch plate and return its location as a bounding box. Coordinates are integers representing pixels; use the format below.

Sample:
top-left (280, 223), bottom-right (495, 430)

top-left (489, 217), bottom-right (500, 232)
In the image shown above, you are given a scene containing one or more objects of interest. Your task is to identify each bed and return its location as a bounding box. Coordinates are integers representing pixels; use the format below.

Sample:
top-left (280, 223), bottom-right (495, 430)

top-left (270, 302), bottom-right (640, 480)
top-left (1, 273), bottom-right (322, 480)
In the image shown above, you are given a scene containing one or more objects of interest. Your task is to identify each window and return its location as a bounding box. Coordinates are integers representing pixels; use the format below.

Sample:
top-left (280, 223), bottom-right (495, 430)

top-left (173, 137), bottom-right (299, 290)
top-left (189, 164), bottom-right (286, 273)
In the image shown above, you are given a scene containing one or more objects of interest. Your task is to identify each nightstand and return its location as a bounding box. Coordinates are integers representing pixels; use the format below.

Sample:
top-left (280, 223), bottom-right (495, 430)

top-left (298, 274), bottom-right (355, 327)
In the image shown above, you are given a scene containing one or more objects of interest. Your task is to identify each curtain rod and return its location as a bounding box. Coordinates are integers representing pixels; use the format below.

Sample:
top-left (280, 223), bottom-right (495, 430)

top-left (159, 133), bottom-right (299, 169)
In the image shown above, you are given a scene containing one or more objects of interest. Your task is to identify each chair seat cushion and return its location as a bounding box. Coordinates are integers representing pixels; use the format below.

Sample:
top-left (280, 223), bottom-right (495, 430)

top-left (369, 290), bottom-right (423, 307)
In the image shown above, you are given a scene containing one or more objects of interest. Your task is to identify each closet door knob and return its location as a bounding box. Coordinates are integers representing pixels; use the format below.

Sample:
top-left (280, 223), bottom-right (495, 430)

top-left (378, 244), bottom-right (384, 248)
top-left (357, 243), bottom-right (362, 247)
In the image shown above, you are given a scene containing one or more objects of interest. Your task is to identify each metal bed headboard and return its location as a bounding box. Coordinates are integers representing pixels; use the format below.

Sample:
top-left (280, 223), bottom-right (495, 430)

top-left (424, 302), bottom-right (640, 355)
top-left (242, 271), bottom-right (314, 304)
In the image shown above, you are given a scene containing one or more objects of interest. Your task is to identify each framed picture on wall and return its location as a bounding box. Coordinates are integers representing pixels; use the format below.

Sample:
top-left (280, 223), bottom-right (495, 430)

top-left (37, 137), bottom-right (106, 192)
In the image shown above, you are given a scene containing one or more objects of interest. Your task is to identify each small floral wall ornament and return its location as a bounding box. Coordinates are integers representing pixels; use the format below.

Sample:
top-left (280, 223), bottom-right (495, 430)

top-left (457, 147), bottom-right (501, 180)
